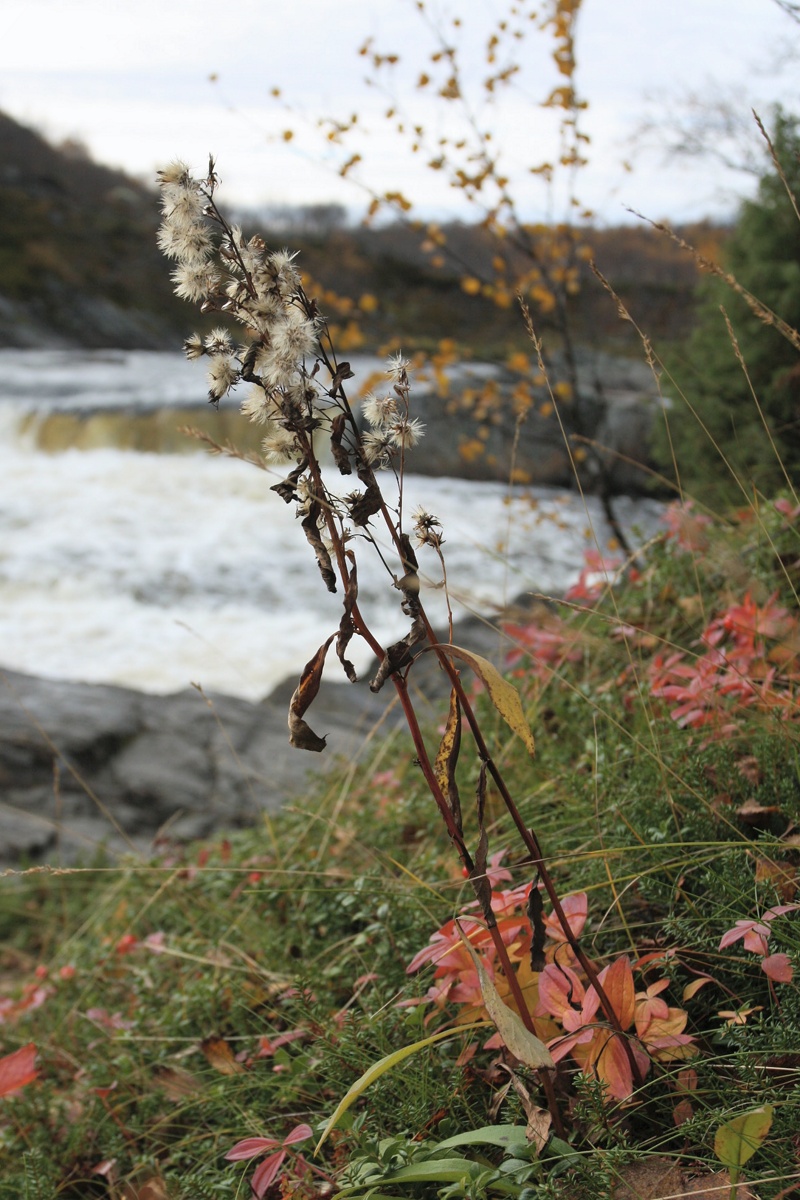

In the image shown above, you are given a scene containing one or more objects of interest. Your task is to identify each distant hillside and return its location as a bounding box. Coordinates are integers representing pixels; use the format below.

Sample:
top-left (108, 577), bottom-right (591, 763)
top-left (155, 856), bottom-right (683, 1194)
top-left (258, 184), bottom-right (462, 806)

top-left (0, 111), bottom-right (723, 354)
top-left (0, 112), bottom-right (191, 348)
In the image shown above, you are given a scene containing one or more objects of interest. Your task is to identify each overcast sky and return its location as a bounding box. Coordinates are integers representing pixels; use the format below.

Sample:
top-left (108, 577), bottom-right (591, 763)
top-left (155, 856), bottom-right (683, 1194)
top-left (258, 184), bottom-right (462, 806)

top-left (2, 0), bottom-right (798, 225)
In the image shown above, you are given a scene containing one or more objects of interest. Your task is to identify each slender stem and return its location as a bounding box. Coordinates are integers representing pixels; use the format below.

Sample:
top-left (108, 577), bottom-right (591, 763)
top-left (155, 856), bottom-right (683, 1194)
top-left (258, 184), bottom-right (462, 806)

top-left (306, 316), bottom-right (641, 1088)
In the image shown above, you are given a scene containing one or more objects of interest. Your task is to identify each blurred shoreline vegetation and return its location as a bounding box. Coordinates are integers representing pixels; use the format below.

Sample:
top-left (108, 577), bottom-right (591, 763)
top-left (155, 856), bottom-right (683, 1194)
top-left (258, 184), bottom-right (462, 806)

top-left (0, 108), bottom-right (726, 360)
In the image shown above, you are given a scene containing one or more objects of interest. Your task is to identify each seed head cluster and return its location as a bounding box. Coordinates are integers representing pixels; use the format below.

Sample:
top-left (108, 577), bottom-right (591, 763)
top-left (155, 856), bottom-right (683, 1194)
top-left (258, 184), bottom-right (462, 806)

top-left (157, 159), bottom-right (321, 448)
top-left (157, 158), bottom-right (439, 611)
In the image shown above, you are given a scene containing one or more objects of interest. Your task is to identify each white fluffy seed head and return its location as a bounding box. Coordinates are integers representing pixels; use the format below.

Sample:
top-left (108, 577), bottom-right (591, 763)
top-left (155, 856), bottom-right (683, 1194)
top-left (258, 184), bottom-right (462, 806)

top-left (241, 386), bottom-right (278, 425)
top-left (390, 418), bottom-right (425, 450)
top-left (362, 392), bottom-right (398, 429)
top-left (171, 262), bottom-right (219, 303)
top-left (207, 354), bottom-right (238, 398)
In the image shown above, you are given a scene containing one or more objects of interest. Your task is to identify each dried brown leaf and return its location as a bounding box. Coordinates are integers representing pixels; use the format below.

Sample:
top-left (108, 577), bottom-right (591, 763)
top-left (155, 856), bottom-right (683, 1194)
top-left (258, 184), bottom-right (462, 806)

top-left (288, 635), bottom-right (335, 752)
top-left (527, 879), bottom-right (546, 972)
top-left (270, 457), bottom-right (308, 504)
top-left (330, 361), bottom-right (355, 388)
top-left (498, 1065), bottom-right (552, 1153)
top-left (737, 799), bottom-right (781, 825)
top-left (330, 412), bottom-right (352, 475)
top-left (153, 1066), bottom-right (203, 1100)
top-left (301, 503), bottom-right (337, 594)
top-left (337, 551), bottom-right (359, 683)
top-left (754, 857), bottom-right (797, 900)
top-left (347, 479), bottom-right (383, 526)
top-left (121, 1179), bottom-right (169, 1200)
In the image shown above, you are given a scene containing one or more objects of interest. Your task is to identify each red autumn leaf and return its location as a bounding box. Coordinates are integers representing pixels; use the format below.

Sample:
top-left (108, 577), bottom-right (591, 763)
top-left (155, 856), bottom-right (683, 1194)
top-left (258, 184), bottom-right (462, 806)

top-left (250, 1150), bottom-right (287, 1198)
top-left (761, 953), bottom-right (793, 982)
top-left (225, 1136), bottom-right (281, 1161)
top-left (0, 1043), bottom-right (37, 1097)
top-left (282, 1123), bottom-right (313, 1146)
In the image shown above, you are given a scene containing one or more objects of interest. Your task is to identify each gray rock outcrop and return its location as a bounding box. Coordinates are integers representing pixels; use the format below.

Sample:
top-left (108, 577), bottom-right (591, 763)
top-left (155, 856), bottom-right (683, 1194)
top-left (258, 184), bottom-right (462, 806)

top-left (0, 667), bottom-right (392, 866)
top-left (0, 610), bottom-right (505, 866)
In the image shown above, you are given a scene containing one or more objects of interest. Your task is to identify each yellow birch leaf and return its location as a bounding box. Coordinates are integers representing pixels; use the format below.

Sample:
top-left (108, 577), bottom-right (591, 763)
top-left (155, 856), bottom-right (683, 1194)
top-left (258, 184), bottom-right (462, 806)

top-left (431, 645), bottom-right (535, 757)
top-left (714, 1105), bottom-right (774, 1172)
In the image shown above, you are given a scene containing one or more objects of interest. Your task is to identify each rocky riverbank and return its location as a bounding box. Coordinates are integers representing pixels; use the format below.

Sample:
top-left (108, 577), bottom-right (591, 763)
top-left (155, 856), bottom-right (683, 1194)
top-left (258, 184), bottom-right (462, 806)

top-left (0, 610), bottom-right (507, 867)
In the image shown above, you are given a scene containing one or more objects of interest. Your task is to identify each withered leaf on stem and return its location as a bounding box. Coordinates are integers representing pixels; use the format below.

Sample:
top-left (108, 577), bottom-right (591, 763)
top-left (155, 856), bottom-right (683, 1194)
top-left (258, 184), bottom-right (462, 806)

top-left (288, 634), bottom-right (335, 752)
top-left (270, 457), bottom-right (309, 505)
top-left (337, 551), bottom-right (359, 683)
top-left (330, 361), bottom-right (355, 389)
top-left (330, 413), bottom-right (352, 476)
top-left (527, 877), bottom-right (546, 972)
top-left (370, 537), bottom-right (425, 691)
top-left (455, 923), bottom-right (554, 1070)
top-left (302, 502), bottom-right (337, 594)
top-left (347, 480), bottom-right (383, 526)
top-left (369, 628), bottom-right (422, 693)
top-left (434, 688), bottom-right (462, 833)
top-left (429, 644), bottom-right (536, 758)
top-left (471, 826), bottom-right (493, 921)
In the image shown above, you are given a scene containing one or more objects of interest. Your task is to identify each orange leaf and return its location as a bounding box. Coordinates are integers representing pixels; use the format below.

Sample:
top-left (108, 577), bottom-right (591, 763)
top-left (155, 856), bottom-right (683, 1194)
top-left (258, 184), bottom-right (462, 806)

top-left (683, 976), bottom-right (714, 1001)
top-left (0, 1043), bottom-right (37, 1097)
top-left (600, 956), bottom-right (635, 1029)
top-left (588, 1029), bottom-right (634, 1101)
top-left (200, 1037), bottom-right (244, 1075)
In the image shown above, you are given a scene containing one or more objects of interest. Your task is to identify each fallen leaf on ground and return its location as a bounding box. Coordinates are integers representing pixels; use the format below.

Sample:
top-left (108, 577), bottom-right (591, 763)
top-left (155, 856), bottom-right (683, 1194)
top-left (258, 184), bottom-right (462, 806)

top-left (0, 1043), bottom-right (37, 1097)
top-left (200, 1037), bottom-right (244, 1074)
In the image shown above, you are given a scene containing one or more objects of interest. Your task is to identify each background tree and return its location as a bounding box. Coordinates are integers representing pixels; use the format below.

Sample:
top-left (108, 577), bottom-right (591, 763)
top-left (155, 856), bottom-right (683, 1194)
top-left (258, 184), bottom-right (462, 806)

top-left (654, 110), bottom-right (800, 506)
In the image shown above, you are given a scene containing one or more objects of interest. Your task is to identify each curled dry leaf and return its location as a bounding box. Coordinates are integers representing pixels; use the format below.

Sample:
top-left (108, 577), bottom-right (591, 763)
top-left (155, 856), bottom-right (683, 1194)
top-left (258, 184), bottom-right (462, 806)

top-left (270, 457), bottom-right (308, 504)
top-left (527, 879), bottom-right (546, 972)
top-left (288, 635), bottom-right (335, 752)
top-left (330, 412), bottom-right (352, 475)
top-left (336, 551), bottom-right (359, 683)
top-left (330, 360), bottom-right (355, 389)
top-left (500, 1068), bottom-right (552, 1154)
top-left (301, 501), bottom-right (337, 593)
top-left (370, 550), bottom-right (426, 691)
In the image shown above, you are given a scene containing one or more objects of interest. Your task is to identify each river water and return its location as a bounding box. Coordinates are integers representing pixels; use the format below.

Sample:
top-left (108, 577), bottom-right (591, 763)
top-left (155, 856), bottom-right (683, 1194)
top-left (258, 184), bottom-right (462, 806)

top-left (0, 349), bottom-right (663, 700)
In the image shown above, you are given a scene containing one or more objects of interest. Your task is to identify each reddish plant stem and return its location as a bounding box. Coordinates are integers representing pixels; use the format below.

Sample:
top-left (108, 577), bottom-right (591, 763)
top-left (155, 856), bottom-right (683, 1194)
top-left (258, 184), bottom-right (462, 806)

top-left (391, 674), bottom-right (565, 1136)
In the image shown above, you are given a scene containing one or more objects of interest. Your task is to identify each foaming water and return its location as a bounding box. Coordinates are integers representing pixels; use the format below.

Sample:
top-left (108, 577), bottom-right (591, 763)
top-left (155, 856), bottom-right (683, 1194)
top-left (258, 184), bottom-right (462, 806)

top-left (0, 349), bottom-right (663, 699)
